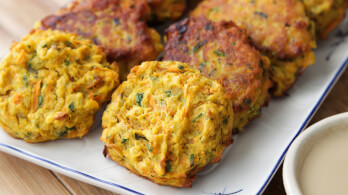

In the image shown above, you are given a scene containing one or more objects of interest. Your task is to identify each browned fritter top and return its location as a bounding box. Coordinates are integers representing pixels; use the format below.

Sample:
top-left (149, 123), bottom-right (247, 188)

top-left (164, 17), bottom-right (272, 114)
top-left (59, 0), bottom-right (150, 18)
top-left (39, 0), bottom-right (162, 64)
top-left (191, 0), bottom-right (316, 59)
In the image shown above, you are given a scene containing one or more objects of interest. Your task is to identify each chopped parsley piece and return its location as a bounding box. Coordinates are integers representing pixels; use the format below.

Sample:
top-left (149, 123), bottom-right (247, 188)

top-left (192, 41), bottom-right (206, 53)
top-left (58, 126), bottom-right (76, 137)
top-left (189, 154), bottom-right (194, 167)
top-left (193, 113), bottom-right (203, 123)
top-left (214, 50), bottom-right (226, 57)
top-left (148, 144), bottom-right (153, 152)
top-left (65, 126), bottom-right (76, 131)
top-left (254, 11), bottom-right (268, 18)
top-left (64, 59), bottom-right (70, 66)
top-left (209, 68), bottom-right (216, 76)
top-left (38, 95), bottom-right (43, 107)
top-left (205, 23), bottom-right (213, 30)
top-left (113, 18), bottom-right (121, 25)
top-left (121, 139), bottom-right (128, 143)
top-left (206, 151), bottom-right (214, 163)
top-left (65, 41), bottom-right (72, 47)
top-left (165, 90), bottom-right (172, 97)
top-left (243, 98), bottom-right (251, 105)
top-left (69, 103), bottom-right (75, 112)
top-left (135, 93), bottom-right (144, 106)
top-left (23, 75), bottom-right (28, 87)
top-left (178, 65), bottom-right (185, 70)
top-left (223, 117), bottom-right (229, 125)
top-left (42, 44), bottom-right (47, 48)
top-left (165, 160), bottom-right (172, 172)
top-left (135, 133), bottom-right (148, 141)
top-left (199, 62), bottom-right (206, 68)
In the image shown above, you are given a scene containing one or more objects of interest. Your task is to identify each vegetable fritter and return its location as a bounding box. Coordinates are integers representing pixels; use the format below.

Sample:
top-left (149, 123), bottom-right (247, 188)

top-left (39, 0), bottom-right (163, 81)
top-left (147, 0), bottom-right (187, 21)
top-left (164, 18), bottom-right (272, 131)
top-left (0, 30), bottom-right (119, 142)
top-left (191, 0), bottom-right (316, 96)
top-left (101, 61), bottom-right (233, 187)
top-left (303, 0), bottom-right (348, 38)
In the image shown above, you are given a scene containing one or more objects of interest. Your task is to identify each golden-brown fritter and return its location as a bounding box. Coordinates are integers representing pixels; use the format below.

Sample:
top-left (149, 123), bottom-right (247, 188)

top-left (39, 0), bottom-right (163, 81)
top-left (192, 0), bottom-right (316, 96)
top-left (303, 0), bottom-right (348, 39)
top-left (101, 61), bottom-right (233, 187)
top-left (147, 0), bottom-right (186, 21)
top-left (0, 30), bottom-right (119, 142)
top-left (164, 17), bottom-right (272, 131)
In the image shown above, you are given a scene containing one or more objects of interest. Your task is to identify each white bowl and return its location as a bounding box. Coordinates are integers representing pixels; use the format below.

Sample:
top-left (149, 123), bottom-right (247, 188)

top-left (283, 112), bottom-right (348, 195)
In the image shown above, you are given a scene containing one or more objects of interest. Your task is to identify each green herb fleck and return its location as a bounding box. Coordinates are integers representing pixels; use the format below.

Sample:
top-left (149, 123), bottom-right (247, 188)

top-left (192, 41), bottom-right (206, 53)
top-left (149, 77), bottom-right (158, 81)
top-left (193, 113), bottom-right (203, 123)
top-left (25, 132), bottom-right (32, 138)
top-left (113, 18), bottom-right (121, 25)
top-left (214, 50), bottom-right (225, 57)
top-left (121, 139), bottom-right (128, 143)
top-left (65, 41), bottom-right (72, 47)
top-left (254, 11), bottom-right (268, 18)
top-left (135, 133), bottom-right (148, 141)
top-left (65, 126), bottom-right (76, 131)
top-left (223, 117), bottom-right (229, 125)
top-left (199, 62), bottom-right (206, 68)
top-left (148, 144), bottom-right (153, 152)
top-left (58, 126), bottom-right (76, 137)
top-left (135, 93), bottom-right (144, 106)
top-left (243, 98), bottom-right (251, 105)
top-left (64, 59), bottom-right (70, 66)
top-left (189, 154), bottom-right (194, 167)
top-left (165, 90), bottom-right (172, 97)
top-left (209, 68), bottom-right (216, 76)
top-left (23, 75), bottom-right (28, 87)
top-left (165, 160), bottom-right (172, 172)
top-left (38, 95), bottom-right (43, 107)
top-left (206, 151), bottom-right (214, 163)
top-left (69, 103), bottom-right (75, 112)
top-left (178, 65), bottom-right (184, 70)
top-left (42, 44), bottom-right (47, 48)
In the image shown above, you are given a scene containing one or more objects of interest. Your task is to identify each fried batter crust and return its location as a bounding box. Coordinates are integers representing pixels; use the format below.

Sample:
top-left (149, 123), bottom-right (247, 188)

top-left (191, 0), bottom-right (316, 96)
top-left (101, 61), bottom-right (233, 187)
top-left (39, 0), bottom-right (163, 81)
top-left (164, 17), bottom-right (272, 131)
top-left (0, 30), bottom-right (119, 142)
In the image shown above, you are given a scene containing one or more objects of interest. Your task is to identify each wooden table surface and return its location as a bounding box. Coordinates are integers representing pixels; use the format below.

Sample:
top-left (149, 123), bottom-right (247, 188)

top-left (0, 0), bottom-right (347, 194)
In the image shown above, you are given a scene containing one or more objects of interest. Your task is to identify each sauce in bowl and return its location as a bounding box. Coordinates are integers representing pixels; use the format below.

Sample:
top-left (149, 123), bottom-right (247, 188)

top-left (300, 128), bottom-right (348, 195)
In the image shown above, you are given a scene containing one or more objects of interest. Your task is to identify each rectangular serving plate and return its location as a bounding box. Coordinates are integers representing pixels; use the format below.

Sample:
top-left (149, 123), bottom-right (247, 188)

top-left (0, 13), bottom-right (347, 195)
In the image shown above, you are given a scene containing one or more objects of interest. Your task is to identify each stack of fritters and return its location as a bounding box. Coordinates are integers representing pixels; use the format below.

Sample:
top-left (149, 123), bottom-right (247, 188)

top-left (1, 0), bottom-right (347, 189)
top-left (101, 61), bottom-right (233, 187)
top-left (39, 0), bottom-right (163, 80)
top-left (191, 0), bottom-right (317, 96)
top-left (0, 30), bottom-right (119, 142)
top-left (164, 17), bottom-right (272, 131)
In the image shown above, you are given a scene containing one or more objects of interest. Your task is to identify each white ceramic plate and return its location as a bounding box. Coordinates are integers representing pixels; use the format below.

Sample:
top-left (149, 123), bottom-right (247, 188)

top-left (0, 13), bottom-right (348, 195)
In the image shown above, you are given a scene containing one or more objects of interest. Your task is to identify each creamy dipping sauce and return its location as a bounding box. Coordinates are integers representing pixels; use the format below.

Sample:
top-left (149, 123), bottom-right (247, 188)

top-left (300, 128), bottom-right (348, 195)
